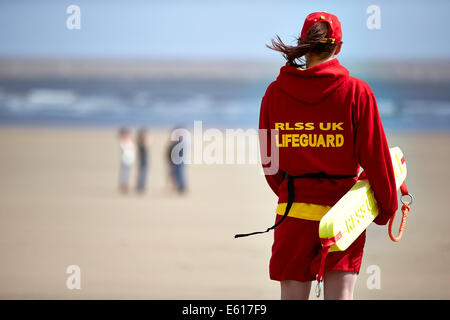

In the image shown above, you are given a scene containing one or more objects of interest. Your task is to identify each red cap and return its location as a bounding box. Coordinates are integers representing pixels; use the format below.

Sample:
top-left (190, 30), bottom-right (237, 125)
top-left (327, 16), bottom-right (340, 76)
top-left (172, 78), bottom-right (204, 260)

top-left (300, 12), bottom-right (342, 44)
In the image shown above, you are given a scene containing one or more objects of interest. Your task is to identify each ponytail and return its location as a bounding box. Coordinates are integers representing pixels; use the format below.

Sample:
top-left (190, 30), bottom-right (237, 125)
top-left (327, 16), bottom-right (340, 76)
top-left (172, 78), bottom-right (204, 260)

top-left (267, 22), bottom-right (339, 68)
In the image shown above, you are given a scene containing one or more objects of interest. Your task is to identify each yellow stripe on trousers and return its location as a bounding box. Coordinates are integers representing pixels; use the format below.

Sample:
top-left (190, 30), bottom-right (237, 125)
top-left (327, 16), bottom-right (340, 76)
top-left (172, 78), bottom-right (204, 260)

top-left (276, 202), bottom-right (332, 221)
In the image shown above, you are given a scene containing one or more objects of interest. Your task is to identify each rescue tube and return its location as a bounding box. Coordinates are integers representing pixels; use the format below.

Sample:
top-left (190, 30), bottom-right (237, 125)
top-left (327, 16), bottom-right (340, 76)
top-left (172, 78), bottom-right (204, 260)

top-left (318, 147), bottom-right (407, 252)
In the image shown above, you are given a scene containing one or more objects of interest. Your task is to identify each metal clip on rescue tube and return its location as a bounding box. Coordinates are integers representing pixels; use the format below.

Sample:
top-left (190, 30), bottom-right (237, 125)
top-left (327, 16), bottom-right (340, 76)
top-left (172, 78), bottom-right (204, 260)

top-left (314, 147), bottom-right (413, 298)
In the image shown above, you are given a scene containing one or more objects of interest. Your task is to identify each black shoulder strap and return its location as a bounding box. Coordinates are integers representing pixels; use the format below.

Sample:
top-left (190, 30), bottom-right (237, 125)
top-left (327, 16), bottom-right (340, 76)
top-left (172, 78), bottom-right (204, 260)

top-left (234, 175), bottom-right (295, 238)
top-left (234, 172), bottom-right (357, 239)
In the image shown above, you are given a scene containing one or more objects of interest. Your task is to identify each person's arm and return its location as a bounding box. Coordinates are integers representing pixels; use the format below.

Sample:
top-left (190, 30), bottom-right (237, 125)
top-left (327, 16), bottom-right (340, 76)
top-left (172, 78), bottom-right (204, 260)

top-left (259, 89), bottom-right (284, 196)
top-left (354, 86), bottom-right (398, 225)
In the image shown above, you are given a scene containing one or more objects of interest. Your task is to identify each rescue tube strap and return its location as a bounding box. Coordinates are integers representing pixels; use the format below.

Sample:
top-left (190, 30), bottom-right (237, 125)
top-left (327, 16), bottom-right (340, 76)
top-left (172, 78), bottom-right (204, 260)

top-left (388, 181), bottom-right (413, 242)
top-left (234, 172), bottom-right (357, 239)
top-left (315, 232), bottom-right (342, 297)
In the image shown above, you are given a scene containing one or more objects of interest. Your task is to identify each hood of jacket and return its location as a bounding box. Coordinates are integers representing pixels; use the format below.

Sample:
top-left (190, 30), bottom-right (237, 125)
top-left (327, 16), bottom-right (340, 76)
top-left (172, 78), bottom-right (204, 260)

top-left (275, 58), bottom-right (350, 104)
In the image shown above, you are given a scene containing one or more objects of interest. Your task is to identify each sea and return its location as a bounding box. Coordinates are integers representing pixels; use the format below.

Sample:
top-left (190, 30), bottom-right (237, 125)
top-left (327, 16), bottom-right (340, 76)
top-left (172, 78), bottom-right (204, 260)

top-left (0, 75), bottom-right (449, 132)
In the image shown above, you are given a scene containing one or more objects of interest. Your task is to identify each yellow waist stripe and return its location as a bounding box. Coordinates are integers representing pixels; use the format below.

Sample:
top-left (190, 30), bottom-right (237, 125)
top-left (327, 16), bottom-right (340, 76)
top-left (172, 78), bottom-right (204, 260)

top-left (276, 202), bottom-right (332, 221)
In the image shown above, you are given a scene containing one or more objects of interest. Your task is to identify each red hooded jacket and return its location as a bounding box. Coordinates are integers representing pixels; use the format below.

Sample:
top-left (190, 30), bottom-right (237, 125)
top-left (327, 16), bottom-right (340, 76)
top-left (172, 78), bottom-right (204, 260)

top-left (259, 59), bottom-right (398, 225)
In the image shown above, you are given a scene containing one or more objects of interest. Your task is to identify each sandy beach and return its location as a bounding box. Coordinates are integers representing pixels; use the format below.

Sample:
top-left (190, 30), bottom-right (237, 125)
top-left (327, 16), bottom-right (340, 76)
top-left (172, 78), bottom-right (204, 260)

top-left (0, 127), bottom-right (449, 299)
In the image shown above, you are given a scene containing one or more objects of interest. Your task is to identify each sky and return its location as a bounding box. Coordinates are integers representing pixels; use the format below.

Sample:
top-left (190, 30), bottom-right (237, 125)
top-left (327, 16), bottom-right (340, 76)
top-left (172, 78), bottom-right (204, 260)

top-left (0, 0), bottom-right (449, 61)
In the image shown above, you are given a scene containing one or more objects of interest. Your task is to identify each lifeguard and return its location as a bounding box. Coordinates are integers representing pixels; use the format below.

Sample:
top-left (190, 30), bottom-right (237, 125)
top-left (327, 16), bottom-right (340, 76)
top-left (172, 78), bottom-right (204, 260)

top-left (235, 11), bottom-right (400, 300)
top-left (275, 133), bottom-right (344, 148)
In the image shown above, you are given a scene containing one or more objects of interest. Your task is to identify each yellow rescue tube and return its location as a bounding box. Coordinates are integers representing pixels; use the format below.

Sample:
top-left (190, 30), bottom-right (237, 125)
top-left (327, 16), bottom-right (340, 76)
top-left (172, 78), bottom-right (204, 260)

top-left (318, 147), bottom-right (407, 252)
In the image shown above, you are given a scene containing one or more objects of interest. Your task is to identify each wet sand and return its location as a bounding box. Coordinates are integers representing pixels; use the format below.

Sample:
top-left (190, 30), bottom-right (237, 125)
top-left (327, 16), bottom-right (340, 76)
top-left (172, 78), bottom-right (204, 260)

top-left (0, 127), bottom-right (448, 299)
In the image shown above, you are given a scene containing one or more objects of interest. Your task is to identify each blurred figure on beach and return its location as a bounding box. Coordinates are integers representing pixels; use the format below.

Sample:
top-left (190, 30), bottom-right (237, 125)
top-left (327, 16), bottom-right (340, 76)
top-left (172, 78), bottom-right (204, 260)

top-left (118, 128), bottom-right (135, 194)
top-left (136, 128), bottom-right (150, 194)
top-left (166, 129), bottom-right (188, 195)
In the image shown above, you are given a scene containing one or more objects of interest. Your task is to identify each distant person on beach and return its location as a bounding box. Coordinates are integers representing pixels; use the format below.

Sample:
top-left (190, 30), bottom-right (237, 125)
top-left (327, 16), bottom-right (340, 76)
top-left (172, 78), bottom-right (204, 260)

top-left (238, 12), bottom-right (398, 300)
top-left (136, 128), bottom-right (150, 194)
top-left (166, 130), bottom-right (187, 194)
top-left (118, 128), bottom-right (135, 194)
